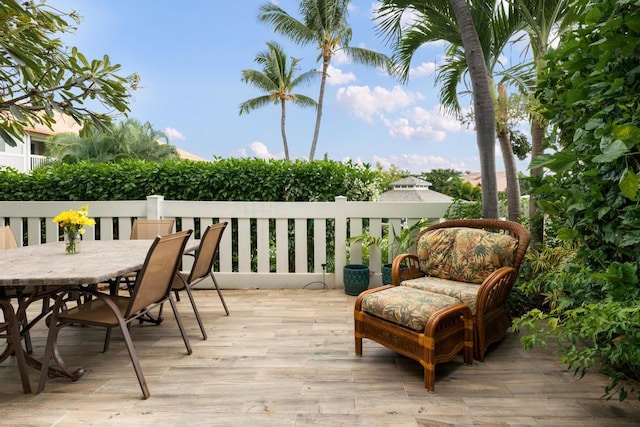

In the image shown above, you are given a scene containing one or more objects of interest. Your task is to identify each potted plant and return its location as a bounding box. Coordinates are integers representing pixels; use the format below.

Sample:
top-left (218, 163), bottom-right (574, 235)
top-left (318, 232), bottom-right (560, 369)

top-left (342, 263), bottom-right (370, 296)
top-left (347, 218), bottom-right (433, 285)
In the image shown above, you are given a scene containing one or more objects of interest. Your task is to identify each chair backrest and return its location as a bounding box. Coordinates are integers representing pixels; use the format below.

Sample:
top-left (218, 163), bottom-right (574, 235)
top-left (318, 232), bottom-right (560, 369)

top-left (130, 219), bottom-right (175, 239)
top-left (127, 229), bottom-right (192, 316)
top-left (0, 226), bottom-right (18, 250)
top-left (185, 222), bottom-right (228, 284)
top-left (418, 219), bottom-right (530, 273)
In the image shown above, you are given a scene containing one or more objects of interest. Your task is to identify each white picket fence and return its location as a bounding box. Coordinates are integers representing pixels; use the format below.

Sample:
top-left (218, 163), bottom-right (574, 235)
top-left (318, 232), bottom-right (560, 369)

top-left (0, 196), bottom-right (451, 290)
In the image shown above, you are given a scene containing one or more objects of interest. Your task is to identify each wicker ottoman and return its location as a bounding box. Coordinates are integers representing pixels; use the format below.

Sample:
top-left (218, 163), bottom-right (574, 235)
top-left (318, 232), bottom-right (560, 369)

top-left (354, 285), bottom-right (473, 391)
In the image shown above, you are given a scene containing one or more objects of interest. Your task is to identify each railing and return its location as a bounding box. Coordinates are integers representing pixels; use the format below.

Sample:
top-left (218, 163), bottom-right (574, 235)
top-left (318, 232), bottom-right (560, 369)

top-left (29, 155), bottom-right (50, 170)
top-left (0, 196), bottom-right (451, 290)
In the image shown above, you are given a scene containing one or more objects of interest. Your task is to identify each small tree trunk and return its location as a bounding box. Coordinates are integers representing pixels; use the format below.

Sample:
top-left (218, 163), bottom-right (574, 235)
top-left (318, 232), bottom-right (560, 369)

top-left (309, 56), bottom-right (330, 161)
top-left (280, 99), bottom-right (289, 161)
top-left (497, 84), bottom-right (521, 221)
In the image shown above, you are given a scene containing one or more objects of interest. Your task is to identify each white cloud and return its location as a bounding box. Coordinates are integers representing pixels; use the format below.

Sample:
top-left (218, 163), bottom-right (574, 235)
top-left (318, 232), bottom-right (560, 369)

top-left (332, 50), bottom-right (351, 66)
top-left (409, 61), bottom-right (437, 78)
top-left (409, 106), bottom-right (462, 132)
top-left (235, 141), bottom-right (285, 160)
top-left (383, 117), bottom-right (447, 141)
top-left (164, 127), bottom-right (186, 141)
top-left (372, 153), bottom-right (468, 173)
top-left (326, 64), bottom-right (357, 85)
top-left (335, 85), bottom-right (422, 122)
top-left (380, 105), bottom-right (464, 142)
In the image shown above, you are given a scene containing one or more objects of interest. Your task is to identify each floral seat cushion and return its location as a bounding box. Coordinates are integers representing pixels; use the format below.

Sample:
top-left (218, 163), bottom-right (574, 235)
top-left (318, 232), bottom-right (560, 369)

top-left (417, 227), bottom-right (518, 284)
top-left (400, 276), bottom-right (480, 315)
top-left (361, 286), bottom-right (461, 332)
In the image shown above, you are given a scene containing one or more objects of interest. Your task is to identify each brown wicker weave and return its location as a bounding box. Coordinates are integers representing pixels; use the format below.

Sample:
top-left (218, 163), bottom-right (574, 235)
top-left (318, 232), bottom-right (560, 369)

top-left (354, 286), bottom-right (473, 392)
top-left (391, 219), bottom-right (530, 361)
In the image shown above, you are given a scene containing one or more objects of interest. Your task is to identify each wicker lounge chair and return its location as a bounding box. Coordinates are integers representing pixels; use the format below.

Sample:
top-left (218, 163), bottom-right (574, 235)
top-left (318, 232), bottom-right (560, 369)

top-left (355, 219), bottom-right (529, 390)
top-left (392, 219), bottom-right (530, 361)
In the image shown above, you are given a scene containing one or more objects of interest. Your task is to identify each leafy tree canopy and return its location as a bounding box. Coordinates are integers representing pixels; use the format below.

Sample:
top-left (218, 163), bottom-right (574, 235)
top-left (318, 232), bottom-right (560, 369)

top-left (0, 0), bottom-right (138, 146)
top-left (516, 0), bottom-right (640, 401)
top-left (44, 119), bottom-right (177, 164)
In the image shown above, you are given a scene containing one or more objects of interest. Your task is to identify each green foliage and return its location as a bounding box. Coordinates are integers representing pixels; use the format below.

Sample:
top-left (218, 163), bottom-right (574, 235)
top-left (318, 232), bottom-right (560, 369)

top-left (347, 218), bottom-right (434, 264)
top-left (418, 169), bottom-right (462, 194)
top-left (0, 0), bottom-right (137, 145)
top-left (519, 0), bottom-right (640, 400)
top-left (44, 119), bottom-right (177, 164)
top-left (443, 199), bottom-right (483, 219)
top-left (0, 158), bottom-right (385, 202)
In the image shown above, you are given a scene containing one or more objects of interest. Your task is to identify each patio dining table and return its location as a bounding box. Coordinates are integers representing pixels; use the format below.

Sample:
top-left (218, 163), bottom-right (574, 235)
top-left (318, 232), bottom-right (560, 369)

top-left (0, 238), bottom-right (199, 391)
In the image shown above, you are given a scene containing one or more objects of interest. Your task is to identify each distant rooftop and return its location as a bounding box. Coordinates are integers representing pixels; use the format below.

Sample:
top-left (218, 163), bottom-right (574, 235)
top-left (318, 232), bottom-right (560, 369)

top-left (380, 177), bottom-right (453, 203)
top-left (462, 172), bottom-right (507, 192)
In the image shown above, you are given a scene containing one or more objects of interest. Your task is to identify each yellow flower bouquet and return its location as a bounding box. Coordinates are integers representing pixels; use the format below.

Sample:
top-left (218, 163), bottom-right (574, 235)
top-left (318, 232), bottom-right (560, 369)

top-left (52, 205), bottom-right (96, 254)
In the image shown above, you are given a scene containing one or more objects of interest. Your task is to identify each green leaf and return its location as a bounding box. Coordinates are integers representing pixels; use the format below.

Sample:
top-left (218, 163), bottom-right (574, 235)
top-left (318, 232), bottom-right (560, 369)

top-left (593, 140), bottom-right (629, 163)
top-left (613, 124), bottom-right (640, 144)
top-left (557, 227), bottom-right (579, 240)
top-left (619, 168), bottom-right (639, 200)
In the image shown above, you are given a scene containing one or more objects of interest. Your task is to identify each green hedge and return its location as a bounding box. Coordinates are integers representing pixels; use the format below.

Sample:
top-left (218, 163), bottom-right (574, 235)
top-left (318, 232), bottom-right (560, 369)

top-left (0, 158), bottom-right (387, 202)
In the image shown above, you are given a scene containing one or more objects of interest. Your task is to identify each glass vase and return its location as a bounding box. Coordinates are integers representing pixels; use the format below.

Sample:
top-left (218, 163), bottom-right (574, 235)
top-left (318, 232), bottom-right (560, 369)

top-left (64, 231), bottom-right (81, 254)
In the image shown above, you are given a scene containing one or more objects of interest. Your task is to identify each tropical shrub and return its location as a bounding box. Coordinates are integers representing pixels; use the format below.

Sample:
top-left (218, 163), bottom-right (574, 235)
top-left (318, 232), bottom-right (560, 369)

top-left (514, 0), bottom-right (640, 400)
top-left (0, 158), bottom-right (385, 202)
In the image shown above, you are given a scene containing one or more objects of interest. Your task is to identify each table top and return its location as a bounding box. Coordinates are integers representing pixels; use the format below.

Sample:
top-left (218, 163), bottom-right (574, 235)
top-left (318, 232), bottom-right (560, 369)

top-left (0, 239), bottom-right (199, 286)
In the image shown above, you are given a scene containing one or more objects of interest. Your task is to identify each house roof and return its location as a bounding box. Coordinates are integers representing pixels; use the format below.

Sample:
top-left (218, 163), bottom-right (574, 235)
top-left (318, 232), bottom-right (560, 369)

top-left (462, 172), bottom-right (508, 192)
top-left (380, 178), bottom-right (453, 202)
top-left (175, 147), bottom-right (206, 161)
top-left (389, 177), bottom-right (433, 188)
top-left (23, 111), bottom-right (82, 136)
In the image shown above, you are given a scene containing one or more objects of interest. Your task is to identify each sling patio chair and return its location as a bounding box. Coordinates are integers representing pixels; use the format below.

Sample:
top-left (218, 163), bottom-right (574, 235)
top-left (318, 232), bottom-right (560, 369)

top-left (110, 218), bottom-right (175, 295)
top-left (170, 222), bottom-right (230, 339)
top-left (37, 230), bottom-right (193, 400)
top-left (129, 219), bottom-right (175, 240)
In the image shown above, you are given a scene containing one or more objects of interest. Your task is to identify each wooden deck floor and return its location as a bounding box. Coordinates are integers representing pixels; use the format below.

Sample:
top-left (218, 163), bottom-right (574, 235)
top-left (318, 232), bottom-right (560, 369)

top-left (1, 289), bottom-right (639, 426)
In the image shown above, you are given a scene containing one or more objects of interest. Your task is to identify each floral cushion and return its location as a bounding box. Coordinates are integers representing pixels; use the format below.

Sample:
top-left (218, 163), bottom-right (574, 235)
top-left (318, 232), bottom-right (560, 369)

top-left (361, 287), bottom-right (460, 332)
top-left (400, 276), bottom-right (480, 315)
top-left (417, 227), bottom-right (517, 284)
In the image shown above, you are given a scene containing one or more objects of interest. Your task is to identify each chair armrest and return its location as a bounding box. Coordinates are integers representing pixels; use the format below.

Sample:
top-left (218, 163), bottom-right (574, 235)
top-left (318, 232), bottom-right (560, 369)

top-left (475, 266), bottom-right (517, 317)
top-left (391, 254), bottom-right (423, 286)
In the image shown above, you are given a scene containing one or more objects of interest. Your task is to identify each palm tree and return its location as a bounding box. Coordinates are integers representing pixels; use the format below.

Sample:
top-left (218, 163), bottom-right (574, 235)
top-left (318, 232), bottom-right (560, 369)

top-left (259, 0), bottom-right (390, 161)
top-left (239, 41), bottom-right (318, 160)
top-left (514, 0), bottom-right (582, 247)
top-left (45, 119), bottom-right (177, 163)
top-left (376, 0), bottom-right (499, 218)
top-left (433, 1), bottom-right (531, 221)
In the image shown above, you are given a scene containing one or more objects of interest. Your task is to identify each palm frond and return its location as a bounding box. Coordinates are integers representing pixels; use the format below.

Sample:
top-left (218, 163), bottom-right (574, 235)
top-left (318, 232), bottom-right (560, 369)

top-left (290, 94), bottom-right (318, 109)
top-left (239, 95), bottom-right (276, 116)
top-left (258, 3), bottom-right (315, 45)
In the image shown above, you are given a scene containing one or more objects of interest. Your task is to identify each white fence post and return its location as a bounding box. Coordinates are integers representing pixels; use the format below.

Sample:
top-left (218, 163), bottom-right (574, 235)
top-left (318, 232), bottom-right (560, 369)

top-left (334, 196), bottom-right (347, 287)
top-left (145, 195), bottom-right (164, 219)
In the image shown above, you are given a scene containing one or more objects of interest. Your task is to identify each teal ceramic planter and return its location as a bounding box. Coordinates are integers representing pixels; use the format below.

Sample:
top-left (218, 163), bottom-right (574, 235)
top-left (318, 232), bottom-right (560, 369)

top-left (343, 264), bottom-right (370, 296)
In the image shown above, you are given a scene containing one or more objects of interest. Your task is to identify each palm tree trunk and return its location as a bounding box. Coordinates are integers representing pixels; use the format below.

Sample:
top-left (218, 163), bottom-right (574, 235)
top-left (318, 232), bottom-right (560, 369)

top-left (309, 56), bottom-right (330, 161)
top-left (449, 0), bottom-right (498, 219)
top-left (497, 84), bottom-right (521, 221)
top-left (529, 50), bottom-right (548, 249)
top-left (280, 99), bottom-right (290, 160)
top-left (529, 116), bottom-right (545, 248)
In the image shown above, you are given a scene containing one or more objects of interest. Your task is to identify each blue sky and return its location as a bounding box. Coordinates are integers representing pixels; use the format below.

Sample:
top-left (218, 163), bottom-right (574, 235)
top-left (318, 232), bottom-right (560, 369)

top-left (51, 0), bottom-right (530, 174)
